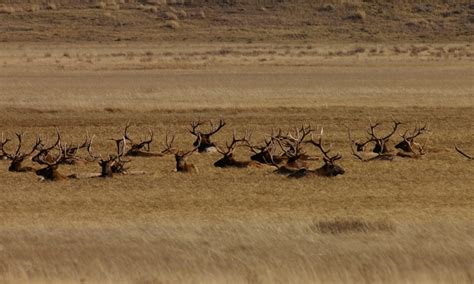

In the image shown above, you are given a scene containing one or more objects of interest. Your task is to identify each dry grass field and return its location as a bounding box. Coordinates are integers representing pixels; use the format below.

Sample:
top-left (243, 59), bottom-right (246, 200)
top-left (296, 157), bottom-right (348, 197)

top-left (0, 42), bottom-right (473, 283)
top-left (0, 1), bottom-right (473, 282)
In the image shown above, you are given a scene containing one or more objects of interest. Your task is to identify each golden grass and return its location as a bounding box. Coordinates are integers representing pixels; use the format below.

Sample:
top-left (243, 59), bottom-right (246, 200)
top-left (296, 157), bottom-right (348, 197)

top-left (0, 43), bottom-right (473, 283)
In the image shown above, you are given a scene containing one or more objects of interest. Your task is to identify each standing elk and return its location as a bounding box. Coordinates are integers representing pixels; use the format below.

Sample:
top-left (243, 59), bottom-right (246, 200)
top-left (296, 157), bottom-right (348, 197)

top-left (214, 131), bottom-right (261, 168)
top-left (189, 119), bottom-right (226, 152)
top-left (455, 145), bottom-right (472, 160)
top-left (165, 134), bottom-right (201, 173)
top-left (8, 133), bottom-right (42, 172)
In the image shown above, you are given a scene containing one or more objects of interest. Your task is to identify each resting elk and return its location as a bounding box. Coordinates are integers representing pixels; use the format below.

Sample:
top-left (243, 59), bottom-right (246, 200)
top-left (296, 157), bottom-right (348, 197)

top-left (395, 123), bottom-right (428, 158)
top-left (165, 134), bottom-right (201, 173)
top-left (275, 124), bottom-right (315, 169)
top-left (214, 131), bottom-right (261, 168)
top-left (290, 128), bottom-right (345, 178)
top-left (120, 121), bottom-right (165, 157)
top-left (98, 137), bottom-right (146, 177)
top-left (35, 144), bottom-right (77, 181)
top-left (8, 133), bottom-right (42, 172)
top-left (189, 119), bottom-right (226, 152)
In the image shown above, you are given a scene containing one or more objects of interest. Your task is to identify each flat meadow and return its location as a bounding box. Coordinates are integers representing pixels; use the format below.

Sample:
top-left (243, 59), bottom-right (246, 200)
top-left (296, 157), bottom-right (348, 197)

top-left (0, 42), bottom-right (473, 283)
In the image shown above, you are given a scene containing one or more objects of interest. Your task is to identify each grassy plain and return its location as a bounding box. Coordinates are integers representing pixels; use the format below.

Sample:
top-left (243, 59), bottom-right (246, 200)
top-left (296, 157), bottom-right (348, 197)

top-left (0, 42), bottom-right (473, 283)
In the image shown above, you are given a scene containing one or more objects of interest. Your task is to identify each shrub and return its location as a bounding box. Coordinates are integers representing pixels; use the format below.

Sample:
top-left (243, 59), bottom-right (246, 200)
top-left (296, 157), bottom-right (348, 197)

top-left (164, 20), bottom-right (180, 29)
top-left (164, 11), bottom-right (178, 21)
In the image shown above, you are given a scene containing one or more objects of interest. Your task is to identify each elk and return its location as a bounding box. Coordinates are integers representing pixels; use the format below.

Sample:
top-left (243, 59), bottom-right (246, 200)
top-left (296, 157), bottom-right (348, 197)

top-left (455, 145), bottom-right (473, 160)
top-left (165, 134), bottom-right (201, 173)
top-left (98, 137), bottom-right (132, 178)
top-left (214, 131), bottom-right (260, 168)
top-left (247, 137), bottom-right (285, 165)
top-left (348, 128), bottom-right (395, 161)
top-left (292, 128), bottom-right (345, 178)
top-left (395, 123), bottom-right (428, 158)
top-left (353, 118), bottom-right (402, 155)
top-left (275, 124), bottom-right (315, 169)
top-left (0, 133), bottom-right (11, 160)
top-left (119, 121), bottom-right (166, 157)
top-left (8, 133), bottom-right (42, 172)
top-left (189, 119), bottom-right (226, 152)
top-left (35, 144), bottom-right (77, 181)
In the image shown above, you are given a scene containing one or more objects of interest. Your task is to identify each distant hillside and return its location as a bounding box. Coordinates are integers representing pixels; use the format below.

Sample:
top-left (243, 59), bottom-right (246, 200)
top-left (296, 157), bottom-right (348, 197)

top-left (0, 0), bottom-right (472, 43)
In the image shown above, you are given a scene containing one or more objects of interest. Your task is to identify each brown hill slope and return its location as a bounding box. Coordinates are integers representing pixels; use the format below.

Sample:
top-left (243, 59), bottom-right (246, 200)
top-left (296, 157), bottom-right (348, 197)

top-left (0, 1), bottom-right (472, 43)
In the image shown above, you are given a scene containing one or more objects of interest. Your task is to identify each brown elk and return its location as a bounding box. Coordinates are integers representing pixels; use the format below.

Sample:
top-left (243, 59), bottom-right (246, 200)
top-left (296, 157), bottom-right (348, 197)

top-left (0, 133), bottom-right (11, 160)
top-left (189, 119), bottom-right (226, 152)
top-left (353, 119), bottom-right (402, 155)
top-left (214, 131), bottom-right (260, 168)
top-left (348, 128), bottom-right (395, 161)
top-left (35, 144), bottom-right (77, 181)
top-left (275, 124), bottom-right (315, 169)
top-left (455, 145), bottom-right (472, 160)
top-left (395, 123), bottom-right (428, 158)
top-left (248, 137), bottom-right (285, 165)
top-left (292, 128), bottom-right (345, 178)
top-left (98, 137), bottom-right (132, 178)
top-left (8, 133), bottom-right (42, 172)
top-left (119, 121), bottom-right (166, 157)
top-left (165, 134), bottom-right (201, 173)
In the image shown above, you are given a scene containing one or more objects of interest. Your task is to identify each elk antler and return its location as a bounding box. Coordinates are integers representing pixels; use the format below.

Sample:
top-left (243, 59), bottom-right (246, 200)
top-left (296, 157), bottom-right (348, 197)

top-left (455, 145), bottom-right (473, 160)
top-left (217, 130), bottom-right (250, 156)
top-left (306, 128), bottom-right (342, 163)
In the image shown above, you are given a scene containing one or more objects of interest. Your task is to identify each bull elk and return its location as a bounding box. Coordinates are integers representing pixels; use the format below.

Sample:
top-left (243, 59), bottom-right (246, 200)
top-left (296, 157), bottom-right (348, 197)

top-left (214, 131), bottom-right (260, 168)
top-left (455, 145), bottom-right (472, 160)
top-left (120, 121), bottom-right (165, 157)
top-left (293, 128), bottom-right (345, 178)
top-left (189, 119), bottom-right (226, 152)
top-left (98, 137), bottom-right (136, 177)
top-left (395, 123), bottom-right (428, 158)
top-left (275, 124), bottom-right (315, 169)
top-left (8, 133), bottom-right (42, 172)
top-left (35, 144), bottom-right (77, 181)
top-left (165, 134), bottom-right (201, 173)
top-left (348, 128), bottom-right (395, 161)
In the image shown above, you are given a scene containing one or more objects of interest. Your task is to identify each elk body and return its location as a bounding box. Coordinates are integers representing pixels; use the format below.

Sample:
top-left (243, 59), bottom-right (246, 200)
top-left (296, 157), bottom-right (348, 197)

top-left (189, 119), bottom-right (226, 152)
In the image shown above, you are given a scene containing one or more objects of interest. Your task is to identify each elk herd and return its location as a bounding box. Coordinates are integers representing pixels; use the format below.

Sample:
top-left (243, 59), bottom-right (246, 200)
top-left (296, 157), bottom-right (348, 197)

top-left (0, 118), bottom-right (471, 182)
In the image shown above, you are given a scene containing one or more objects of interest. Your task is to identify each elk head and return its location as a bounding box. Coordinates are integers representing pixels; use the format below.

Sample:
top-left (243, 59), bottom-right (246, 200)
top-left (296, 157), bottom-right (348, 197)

top-left (348, 128), bottom-right (395, 162)
top-left (8, 133), bottom-right (42, 172)
top-left (189, 119), bottom-right (226, 152)
top-left (276, 124), bottom-right (313, 168)
top-left (305, 128), bottom-right (345, 177)
top-left (395, 123), bottom-right (428, 155)
top-left (166, 134), bottom-right (200, 173)
top-left (35, 144), bottom-right (69, 181)
top-left (214, 130), bottom-right (251, 168)
top-left (121, 121), bottom-right (157, 156)
top-left (98, 137), bottom-right (130, 178)
top-left (247, 129), bottom-right (286, 165)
